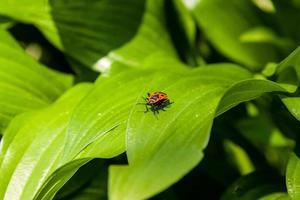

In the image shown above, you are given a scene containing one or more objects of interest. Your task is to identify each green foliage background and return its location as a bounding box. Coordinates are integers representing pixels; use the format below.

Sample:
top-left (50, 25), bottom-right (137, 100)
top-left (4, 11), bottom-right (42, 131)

top-left (0, 0), bottom-right (300, 199)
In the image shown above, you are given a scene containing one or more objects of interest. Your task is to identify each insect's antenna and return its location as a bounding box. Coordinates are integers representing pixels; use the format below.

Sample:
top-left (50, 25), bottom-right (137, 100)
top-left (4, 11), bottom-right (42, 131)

top-left (136, 97), bottom-right (148, 105)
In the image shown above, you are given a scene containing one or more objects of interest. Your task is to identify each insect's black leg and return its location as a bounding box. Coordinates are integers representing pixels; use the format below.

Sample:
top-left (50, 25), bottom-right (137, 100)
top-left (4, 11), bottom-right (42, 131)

top-left (144, 105), bottom-right (149, 113)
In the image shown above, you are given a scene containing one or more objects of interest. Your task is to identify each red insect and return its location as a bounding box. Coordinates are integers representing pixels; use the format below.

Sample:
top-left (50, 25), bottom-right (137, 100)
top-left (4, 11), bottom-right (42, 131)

top-left (144, 91), bottom-right (173, 114)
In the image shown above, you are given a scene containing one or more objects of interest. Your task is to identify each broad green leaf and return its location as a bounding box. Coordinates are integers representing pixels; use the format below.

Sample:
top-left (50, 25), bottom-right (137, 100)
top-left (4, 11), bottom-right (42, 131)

top-left (103, 59), bottom-right (298, 199)
top-left (221, 172), bottom-right (286, 200)
top-left (192, 0), bottom-right (279, 70)
top-left (0, 62), bottom-right (295, 200)
top-left (95, 0), bottom-right (178, 71)
top-left (107, 65), bottom-right (290, 200)
top-left (0, 84), bottom-right (92, 200)
top-left (63, 64), bottom-right (252, 163)
top-left (50, 0), bottom-right (146, 67)
top-left (216, 79), bottom-right (287, 116)
top-left (0, 0), bottom-right (61, 48)
top-left (0, 0), bottom-right (180, 71)
top-left (0, 30), bottom-right (73, 132)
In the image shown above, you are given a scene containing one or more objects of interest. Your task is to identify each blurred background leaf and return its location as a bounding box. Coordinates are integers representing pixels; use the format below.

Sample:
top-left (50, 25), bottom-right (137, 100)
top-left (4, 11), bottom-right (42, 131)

top-left (221, 172), bottom-right (286, 200)
top-left (191, 0), bottom-right (287, 71)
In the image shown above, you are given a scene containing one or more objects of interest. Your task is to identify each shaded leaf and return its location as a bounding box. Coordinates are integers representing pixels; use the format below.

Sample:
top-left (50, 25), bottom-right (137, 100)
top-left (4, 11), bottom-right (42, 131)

top-left (276, 46), bottom-right (300, 90)
top-left (96, 0), bottom-right (179, 71)
top-left (0, 0), bottom-right (178, 71)
top-left (54, 159), bottom-right (105, 200)
top-left (272, 0), bottom-right (300, 43)
top-left (55, 159), bottom-right (107, 200)
top-left (192, 0), bottom-right (279, 70)
top-left (50, 0), bottom-right (146, 67)
top-left (221, 172), bottom-right (285, 200)
top-left (0, 30), bottom-right (73, 132)
top-left (0, 0), bottom-right (61, 47)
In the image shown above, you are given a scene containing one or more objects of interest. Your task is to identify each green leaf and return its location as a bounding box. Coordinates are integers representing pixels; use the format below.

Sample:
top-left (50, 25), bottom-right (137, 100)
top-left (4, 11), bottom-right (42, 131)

top-left (96, 0), bottom-right (178, 71)
top-left (0, 16), bottom-right (13, 29)
top-left (221, 172), bottom-right (286, 200)
top-left (272, 0), bottom-right (300, 43)
top-left (163, 0), bottom-right (200, 66)
top-left (34, 159), bottom-right (91, 200)
top-left (0, 30), bottom-right (73, 132)
top-left (0, 62), bottom-right (295, 200)
top-left (276, 46), bottom-right (300, 93)
top-left (64, 64), bottom-right (252, 161)
top-left (0, 0), bottom-right (61, 48)
top-left (276, 46), bottom-right (300, 120)
top-left (101, 59), bottom-right (297, 199)
top-left (239, 26), bottom-right (293, 49)
top-left (54, 159), bottom-right (105, 200)
top-left (0, 84), bottom-right (92, 200)
top-left (192, 0), bottom-right (279, 70)
top-left (0, 0), bottom-right (178, 70)
top-left (216, 79), bottom-right (287, 116)
top-left (54, 159), bottom-right (107, 200)
top-left (276, 47), bottom-right (300, 200)
top-left (251, 0), bottom-right (275, 13)
top-left (107, 64), bottom-right (290, 200)
top-left (286, 153), bottom-right (300, 199)
top-left (223, 140), bottom-right (254, 175)
top-left (259, 193), bottom-right (291, 200)
top-left (50, 0), bottom-right (146, 67)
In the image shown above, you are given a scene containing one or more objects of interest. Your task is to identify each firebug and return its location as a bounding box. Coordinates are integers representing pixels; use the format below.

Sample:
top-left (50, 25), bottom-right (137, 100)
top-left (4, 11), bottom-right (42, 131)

top-left (143, 91), bottom-right (173, 114)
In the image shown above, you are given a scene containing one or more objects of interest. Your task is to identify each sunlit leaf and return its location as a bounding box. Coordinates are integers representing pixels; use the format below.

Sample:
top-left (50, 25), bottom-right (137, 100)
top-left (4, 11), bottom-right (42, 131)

top-left (0, 84), bottom-right (92, 200)
top-left (286, 153), bottom-right (300, 199)
top-left (108, 65), bottom-right (290, 200)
